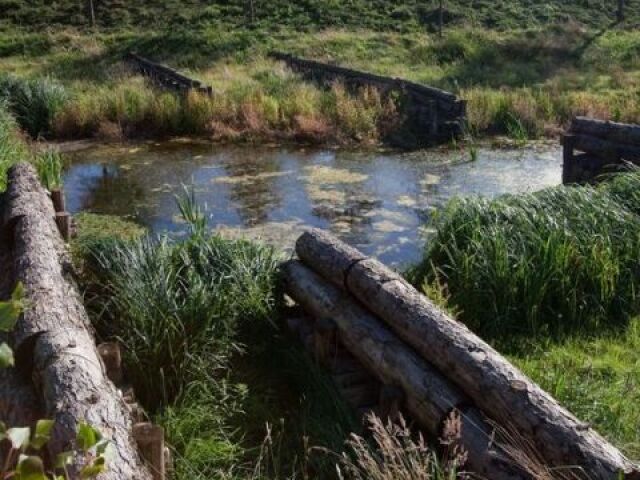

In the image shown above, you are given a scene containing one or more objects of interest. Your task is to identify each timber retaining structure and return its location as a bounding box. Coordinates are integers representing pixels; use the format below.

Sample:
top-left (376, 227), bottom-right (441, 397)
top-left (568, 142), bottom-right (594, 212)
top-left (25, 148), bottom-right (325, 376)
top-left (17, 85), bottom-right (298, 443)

top-left (283, 229), bottom-right (640, 480)
top-left (270, 52), bottom-right (466, 148)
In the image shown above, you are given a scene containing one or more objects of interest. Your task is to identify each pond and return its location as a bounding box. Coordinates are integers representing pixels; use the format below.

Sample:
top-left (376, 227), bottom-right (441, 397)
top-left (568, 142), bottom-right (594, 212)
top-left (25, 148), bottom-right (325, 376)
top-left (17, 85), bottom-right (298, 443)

top-left (64, 140), bottom-right (562, 267)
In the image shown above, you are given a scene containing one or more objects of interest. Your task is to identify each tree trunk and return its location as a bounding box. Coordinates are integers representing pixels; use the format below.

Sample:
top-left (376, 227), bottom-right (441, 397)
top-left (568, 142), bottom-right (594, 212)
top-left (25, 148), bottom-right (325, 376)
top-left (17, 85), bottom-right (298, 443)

top-left (617, 0), bottom-right (625, 22)
top-left (295, 229), bottom-right (639, 480)
top-left (88, 0), bottom-right (96, 27)
top-left (2, 163), bottom-right (151, 479)
top-left (282, 260), bottom-right (529, 480)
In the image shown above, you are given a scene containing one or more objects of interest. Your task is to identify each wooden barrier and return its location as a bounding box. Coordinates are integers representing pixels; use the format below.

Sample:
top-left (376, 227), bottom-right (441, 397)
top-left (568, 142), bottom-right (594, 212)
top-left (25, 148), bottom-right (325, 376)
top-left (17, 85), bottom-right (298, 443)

top-left (0, 163), bottom-right (152, 479)
top-left (563, 117), bottom-right (640, 183)
top-left (127, 52), bottom-right (213, 96)
top-left (284, 229), bottom-right (640, 480)
top-left (270, 52), bottom-right (466, 148)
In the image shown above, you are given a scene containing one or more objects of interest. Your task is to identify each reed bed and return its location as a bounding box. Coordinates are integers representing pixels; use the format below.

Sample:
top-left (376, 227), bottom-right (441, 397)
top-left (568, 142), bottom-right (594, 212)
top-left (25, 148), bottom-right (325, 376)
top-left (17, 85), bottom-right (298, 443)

top-left (412, 170), bottom-right (640, 339)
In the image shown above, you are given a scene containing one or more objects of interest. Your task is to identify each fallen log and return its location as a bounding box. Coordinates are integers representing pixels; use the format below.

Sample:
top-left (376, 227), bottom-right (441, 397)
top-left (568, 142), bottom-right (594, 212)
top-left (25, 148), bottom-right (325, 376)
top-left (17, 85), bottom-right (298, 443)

top-left (572, 134), bottom-right (640, 162)
top-left (295, 229), bottom-right (639, 480)
top-left (571, 117), bottom-right (640, 147)
top-left (3, 163), bottom-right (151, 479)
top-left (283, 260), bottom-right (529, 480)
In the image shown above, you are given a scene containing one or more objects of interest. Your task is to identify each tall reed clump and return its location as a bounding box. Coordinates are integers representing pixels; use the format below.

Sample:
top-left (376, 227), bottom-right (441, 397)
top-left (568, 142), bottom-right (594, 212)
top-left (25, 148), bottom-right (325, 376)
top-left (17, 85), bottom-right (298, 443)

top-left (0, 102), bottom-right (28, 191)
top-left (0, 74), bottom-right (68, 138)
top-left (411, 171), bottom-right (640, 339)
top-left (35, 148), bottom-right (64, 190)
top-left (85, 194), bottom-right (281, 410)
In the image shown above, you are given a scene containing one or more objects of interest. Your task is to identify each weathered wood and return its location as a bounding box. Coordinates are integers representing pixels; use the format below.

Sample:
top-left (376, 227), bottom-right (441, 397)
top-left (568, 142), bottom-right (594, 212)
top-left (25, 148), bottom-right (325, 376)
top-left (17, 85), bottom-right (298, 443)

top-left (127, 53), bottom-right (213, 96)
top-left (562, 134), bottom-right (576, 184)
top-left (55, 211), bottom-right (71, 241)
top-left (571, 117), bottom-right (640, 147)
top-left (3, 163), bottom-right (152, 479)
top-left (572, 133), bottom-right (640, 162)
top-left (283, 260), bottom-right (529, 480)
top-left (98, 342), bottom-right (124, 385)
top-left (50, 188), bottom-right (65, 213)
top-left (295, 229), bottom-right (639, 479)
top-left (313, 317), bottom-right (338, 366)
top-left (133, 423), bottom-right (165, 480)
top-left (378, 384), bottom-right (403, 422)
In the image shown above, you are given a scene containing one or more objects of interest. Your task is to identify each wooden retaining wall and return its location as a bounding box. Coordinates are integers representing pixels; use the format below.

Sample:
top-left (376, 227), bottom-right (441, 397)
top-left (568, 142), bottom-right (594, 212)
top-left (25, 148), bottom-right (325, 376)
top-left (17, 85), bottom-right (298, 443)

top-left (283, 229), bottom-right (640, 480)
top-left (127, 52), bottom-right (213, 96)
top-left (270, 52), bottom-right (466, 148)
top-left (563, 117), bottom-right (640, 183)
top-left (0, 163), bottom-right (167, 479)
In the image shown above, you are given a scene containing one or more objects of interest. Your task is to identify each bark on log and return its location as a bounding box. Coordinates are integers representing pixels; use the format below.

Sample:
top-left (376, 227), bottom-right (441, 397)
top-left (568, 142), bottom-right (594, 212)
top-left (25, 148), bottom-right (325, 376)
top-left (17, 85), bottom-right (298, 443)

top-left (295, 229), bottom-right (640, 479)
top-left (0, 192), bottom-right (42, 429)
top-left (2, 163), bottom-right (151, 479)
top-left (283, 260), bottom-right (529, 480)
top-left (571, 117), bottom-right (640, 147)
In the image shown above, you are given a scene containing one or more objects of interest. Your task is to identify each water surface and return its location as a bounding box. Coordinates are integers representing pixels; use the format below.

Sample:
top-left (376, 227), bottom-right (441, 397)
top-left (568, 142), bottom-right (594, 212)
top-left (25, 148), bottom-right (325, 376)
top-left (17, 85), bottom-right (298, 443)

top-left (65, 141), bottom-right (562, 266)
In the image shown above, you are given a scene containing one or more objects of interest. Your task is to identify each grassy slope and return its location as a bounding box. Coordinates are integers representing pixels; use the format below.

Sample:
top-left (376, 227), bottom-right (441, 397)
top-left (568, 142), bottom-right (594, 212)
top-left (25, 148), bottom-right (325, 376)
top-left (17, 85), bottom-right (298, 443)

top-left (1, 0), bottom-right (639, 31)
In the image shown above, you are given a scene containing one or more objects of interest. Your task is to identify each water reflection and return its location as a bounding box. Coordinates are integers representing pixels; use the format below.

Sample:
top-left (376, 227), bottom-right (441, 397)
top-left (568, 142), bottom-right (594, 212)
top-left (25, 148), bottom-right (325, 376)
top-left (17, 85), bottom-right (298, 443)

top-left (65, 141), bottom-right (562, 266)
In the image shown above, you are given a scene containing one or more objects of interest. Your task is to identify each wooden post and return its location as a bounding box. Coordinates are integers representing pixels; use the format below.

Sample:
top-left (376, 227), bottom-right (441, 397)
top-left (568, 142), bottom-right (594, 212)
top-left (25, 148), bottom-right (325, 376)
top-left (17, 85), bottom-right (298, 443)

top-left (313, 317), bottom-right (337, 367)
top-left (133, 423), bottom-right (165, 480)
top-left (379, 384), bottom-right (404, 422)
top-left (562, 134), bottom-right (576, 184)
top-left (50, 189), bottom-right (65, 213)
top-left (55, 212), bottom-right (70, 241)
top-left (428, 100), bottom-right (439, 138)
top-left (97, 342), bottom-right (123, 385)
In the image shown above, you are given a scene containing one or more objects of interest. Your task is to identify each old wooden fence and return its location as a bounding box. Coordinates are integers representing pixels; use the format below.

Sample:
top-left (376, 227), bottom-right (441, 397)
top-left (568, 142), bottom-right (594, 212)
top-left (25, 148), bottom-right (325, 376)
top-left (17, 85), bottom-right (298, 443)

top-left (563, 117), bottom-right (640, 183)
top-left (271, 52), bottom-right (466, 148)
top-left (283, 229), bottom-right (639, 480)
top-left (127, 52), bottom-right (213, 96)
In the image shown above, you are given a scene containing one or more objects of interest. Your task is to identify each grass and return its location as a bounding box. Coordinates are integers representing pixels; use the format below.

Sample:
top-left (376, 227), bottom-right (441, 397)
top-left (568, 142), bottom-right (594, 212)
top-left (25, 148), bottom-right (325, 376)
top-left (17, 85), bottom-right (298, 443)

top-left (0, 25), bottom-right (638, 145)
top-left (0, 101), bottom-right (27, 191)
top-left (1, 0), bottom-right (638, 31)
top-left (410, 169), bottom-right (640, 460)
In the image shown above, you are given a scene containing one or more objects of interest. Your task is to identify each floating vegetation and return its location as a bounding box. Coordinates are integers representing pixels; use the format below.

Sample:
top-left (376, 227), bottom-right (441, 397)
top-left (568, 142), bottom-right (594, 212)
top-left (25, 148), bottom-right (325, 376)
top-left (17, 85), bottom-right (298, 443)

top-left (303, 164), bottom-right (368, 184)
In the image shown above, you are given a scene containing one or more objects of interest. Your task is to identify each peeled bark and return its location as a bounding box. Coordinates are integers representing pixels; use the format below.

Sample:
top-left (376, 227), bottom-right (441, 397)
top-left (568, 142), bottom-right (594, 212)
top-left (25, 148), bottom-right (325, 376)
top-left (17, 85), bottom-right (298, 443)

top-left (283, 260), bottom-right (529, 480)
top-left (296, 229), bottom-right (640, 480)
top-left (2, 163), bottom-right (151, 479)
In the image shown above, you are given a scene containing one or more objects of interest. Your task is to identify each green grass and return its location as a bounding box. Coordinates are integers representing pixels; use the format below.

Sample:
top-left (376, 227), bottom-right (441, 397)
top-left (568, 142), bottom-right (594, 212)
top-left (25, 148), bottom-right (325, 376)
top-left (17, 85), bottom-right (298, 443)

top-left (410, 169), bottom-right (640, 460)
top-left (0, 102), bottom-right (27, 191)
top-left (1, 0), bottom-right (639, 31)
top-left (1, 25), bottom-right (639, 144)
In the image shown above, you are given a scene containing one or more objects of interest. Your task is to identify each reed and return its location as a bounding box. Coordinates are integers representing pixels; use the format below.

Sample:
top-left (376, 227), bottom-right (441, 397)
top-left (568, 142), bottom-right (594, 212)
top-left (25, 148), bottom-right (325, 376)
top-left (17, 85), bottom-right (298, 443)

top-left (411, 171), bottom-right (640, 339)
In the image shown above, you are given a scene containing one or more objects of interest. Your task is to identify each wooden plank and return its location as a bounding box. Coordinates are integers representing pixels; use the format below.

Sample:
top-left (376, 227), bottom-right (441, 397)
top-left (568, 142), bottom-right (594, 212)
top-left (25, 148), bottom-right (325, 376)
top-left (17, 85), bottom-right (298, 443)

top-left (571, 117), bottom-right (640, 147)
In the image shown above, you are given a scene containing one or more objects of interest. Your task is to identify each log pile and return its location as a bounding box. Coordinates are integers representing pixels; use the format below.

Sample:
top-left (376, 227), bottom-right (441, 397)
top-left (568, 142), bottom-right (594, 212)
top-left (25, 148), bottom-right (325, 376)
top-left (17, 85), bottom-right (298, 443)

top-left (0, 163), bottom-right (153, 479)
top-left (283, 228), bottom-right (640, 480)
top-left (270, 52), bottom-right (466, 148)
top-left (563, 117), bottom-right (640, 183)
top-left (127, 52), bottom-right (213, 96)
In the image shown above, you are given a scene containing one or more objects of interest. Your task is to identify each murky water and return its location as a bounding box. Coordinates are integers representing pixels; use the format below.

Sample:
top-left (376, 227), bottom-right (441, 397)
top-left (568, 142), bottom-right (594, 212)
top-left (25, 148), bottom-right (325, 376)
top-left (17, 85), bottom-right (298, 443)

top-left (65, 140), bottom-right (562, 266)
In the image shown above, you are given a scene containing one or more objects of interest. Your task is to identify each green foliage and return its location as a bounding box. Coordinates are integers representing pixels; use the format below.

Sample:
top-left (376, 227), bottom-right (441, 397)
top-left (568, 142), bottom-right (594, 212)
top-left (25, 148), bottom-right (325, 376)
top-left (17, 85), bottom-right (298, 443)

top-left (35, 148), bottom-right (63, 190)
top-left (0, 74), bottom-right (68, 138)
top-left (85, 195), bottom-right (281, 410)
top-left (411, 171), bottom-right (640, 339)
top-left (1, 0), bottom-right (639, 31)
top-left (0, 102), bottom-right (28, 191)
top-left (0, 283), bottom-right (26, 368)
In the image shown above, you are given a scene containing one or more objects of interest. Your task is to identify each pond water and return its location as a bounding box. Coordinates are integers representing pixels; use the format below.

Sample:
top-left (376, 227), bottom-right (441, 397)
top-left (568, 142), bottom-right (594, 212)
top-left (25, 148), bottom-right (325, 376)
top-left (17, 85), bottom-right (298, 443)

top-left (64, 140), bottom-right (562, 267)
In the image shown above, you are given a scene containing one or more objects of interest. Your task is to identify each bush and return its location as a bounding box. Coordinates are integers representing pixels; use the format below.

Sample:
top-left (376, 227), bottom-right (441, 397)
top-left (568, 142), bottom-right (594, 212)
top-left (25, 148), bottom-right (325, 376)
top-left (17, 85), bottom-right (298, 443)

top-left (411, 173), bottom-right (640, 339)
top-left (0, 74), bottom-right (68, 138)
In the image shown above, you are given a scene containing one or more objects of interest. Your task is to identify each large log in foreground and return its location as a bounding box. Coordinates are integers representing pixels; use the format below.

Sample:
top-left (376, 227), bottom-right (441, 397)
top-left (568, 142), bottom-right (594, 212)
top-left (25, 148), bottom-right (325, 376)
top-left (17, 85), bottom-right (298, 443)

top-left (2, 163), bottom-right (151, 479)
top-left (295, 229), bottom-right (639, 480)
top-left (283, 260), bottom-right (529, 479)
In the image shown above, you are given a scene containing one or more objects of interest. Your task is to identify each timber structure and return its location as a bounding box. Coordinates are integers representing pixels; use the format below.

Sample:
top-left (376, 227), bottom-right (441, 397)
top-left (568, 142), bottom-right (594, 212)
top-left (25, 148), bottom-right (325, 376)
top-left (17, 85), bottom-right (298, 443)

top-left (283, 229), bottom-right (640, 480)
top-left (563, 117), bottom-right (640, 183)
top-left (0, 163), bottom-right (164, 479)
top-left (127, 52), bottom-right (213, 96)
top-left (270, 51), bottom-right (466, 148)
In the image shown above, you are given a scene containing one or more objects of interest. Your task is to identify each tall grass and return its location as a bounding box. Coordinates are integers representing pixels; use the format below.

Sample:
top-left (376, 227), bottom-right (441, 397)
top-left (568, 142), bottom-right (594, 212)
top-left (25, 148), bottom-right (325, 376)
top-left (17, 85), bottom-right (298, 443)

top-left (0, 101), bottom-right (28, 191)
top-left (411, 171), bottom-right (640, 339)
top-left (35, 148), bottom-right (63, 190)
top-left (85, 205), bottom-right (281, 410)
top-left (0, 74), bottom-right (68, 138)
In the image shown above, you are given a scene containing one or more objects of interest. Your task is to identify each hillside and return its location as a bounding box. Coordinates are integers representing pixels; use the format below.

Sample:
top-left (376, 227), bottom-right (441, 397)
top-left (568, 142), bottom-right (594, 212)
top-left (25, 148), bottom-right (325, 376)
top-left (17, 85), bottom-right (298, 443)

top-left (1, 0), bottom-right (639, 31)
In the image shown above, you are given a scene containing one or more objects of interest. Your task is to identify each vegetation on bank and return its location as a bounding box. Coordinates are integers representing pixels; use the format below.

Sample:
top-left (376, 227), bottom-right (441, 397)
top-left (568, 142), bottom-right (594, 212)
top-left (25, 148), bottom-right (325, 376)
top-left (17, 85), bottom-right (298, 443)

top-left (1, 25), bottom-right (639, 145)
top-left (411, 169), bottom-right (640, 458)
top-left (1, 0), bottom-right (638, 31)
